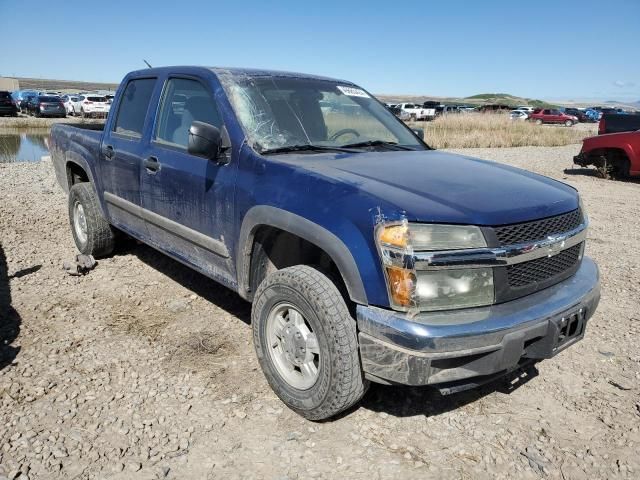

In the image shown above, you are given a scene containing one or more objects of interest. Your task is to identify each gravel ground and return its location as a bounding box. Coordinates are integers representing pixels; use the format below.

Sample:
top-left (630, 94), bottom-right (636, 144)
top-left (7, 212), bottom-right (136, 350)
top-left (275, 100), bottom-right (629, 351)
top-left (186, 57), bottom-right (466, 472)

top-left (1, 144), bottom-right (639, 479)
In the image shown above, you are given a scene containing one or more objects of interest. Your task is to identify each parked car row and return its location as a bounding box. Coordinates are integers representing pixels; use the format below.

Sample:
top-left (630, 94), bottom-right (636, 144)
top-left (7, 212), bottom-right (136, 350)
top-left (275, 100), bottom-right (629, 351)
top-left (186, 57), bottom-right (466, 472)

top-left (386, 102), bottom-right (476, 121)
top-left (8, 89), bottom-right (115, 118)
top-left (386, 99), bottom-right (638, 127)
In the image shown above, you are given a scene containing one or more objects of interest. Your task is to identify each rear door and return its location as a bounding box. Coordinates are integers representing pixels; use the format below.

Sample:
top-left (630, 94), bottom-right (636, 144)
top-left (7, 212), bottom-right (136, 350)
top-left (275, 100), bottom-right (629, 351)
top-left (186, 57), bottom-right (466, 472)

top-left (140, 75), bottom-right (237, 280)
top-left (100, 77), bottom-right (157, 237)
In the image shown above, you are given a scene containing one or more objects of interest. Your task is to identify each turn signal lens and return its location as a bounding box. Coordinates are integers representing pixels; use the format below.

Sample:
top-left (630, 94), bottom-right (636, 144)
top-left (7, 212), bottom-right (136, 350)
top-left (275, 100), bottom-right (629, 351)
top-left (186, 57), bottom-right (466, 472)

top-left (385, 267), bottom-right (416, 307)
top-left (379, 224), bottom-right (409, 248)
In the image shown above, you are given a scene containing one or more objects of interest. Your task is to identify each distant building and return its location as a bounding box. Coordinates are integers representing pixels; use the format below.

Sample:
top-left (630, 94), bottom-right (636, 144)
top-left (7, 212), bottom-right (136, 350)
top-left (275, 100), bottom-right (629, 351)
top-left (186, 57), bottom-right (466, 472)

top-left (0, 77), bottom-right (19, 90)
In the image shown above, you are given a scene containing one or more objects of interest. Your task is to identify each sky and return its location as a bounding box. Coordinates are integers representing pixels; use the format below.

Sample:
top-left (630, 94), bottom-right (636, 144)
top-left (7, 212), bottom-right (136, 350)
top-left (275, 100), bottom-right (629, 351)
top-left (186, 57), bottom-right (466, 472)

top-left (1, 0), bottom-right (638, 102)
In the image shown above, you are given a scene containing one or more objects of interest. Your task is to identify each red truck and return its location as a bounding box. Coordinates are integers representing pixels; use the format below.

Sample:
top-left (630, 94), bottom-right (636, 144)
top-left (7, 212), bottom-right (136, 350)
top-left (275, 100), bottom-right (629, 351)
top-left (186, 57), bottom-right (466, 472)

top-left (529, 108), bottom-right (578, 126)
top-left (574, 130), bottom-right (640, 178)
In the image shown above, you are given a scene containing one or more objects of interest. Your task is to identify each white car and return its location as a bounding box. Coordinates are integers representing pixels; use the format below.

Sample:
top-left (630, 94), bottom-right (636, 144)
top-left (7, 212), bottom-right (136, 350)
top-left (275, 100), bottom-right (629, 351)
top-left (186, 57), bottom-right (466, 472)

top-left (61, 95), bottom-right (82, 115)
top-left (397, 103), bottom-right (435, 121)
top-left (515, 106), bottom-right (534, 113)
top-left (510, 110), bottom-right (529, 121)
top-left (77, 94), bottom-right (111, 118)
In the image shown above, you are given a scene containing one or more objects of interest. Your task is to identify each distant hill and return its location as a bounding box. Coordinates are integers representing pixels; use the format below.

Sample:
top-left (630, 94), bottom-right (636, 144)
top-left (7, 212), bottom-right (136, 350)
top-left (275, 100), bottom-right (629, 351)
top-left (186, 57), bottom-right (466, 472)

top-left (463, 93), bottom-right (556, 108)
top-left (465, 93), bottom-right (519, 100)
top-left (377, 92), bottom-right (557, 108)
top-left (14, 77), bottom-right (119, 92)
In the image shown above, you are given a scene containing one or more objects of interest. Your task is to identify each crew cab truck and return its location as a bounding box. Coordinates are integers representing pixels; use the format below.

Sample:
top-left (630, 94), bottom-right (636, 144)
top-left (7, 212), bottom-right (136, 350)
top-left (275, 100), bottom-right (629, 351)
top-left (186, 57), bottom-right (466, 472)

top-left (598, 113), bottom-right (640, 135)
top-left (50, 66), bottom-right (600, 420)
top-left (574, 130), bottom-right (640, 178)
top-left (397, 103), bottom-right (434, 121)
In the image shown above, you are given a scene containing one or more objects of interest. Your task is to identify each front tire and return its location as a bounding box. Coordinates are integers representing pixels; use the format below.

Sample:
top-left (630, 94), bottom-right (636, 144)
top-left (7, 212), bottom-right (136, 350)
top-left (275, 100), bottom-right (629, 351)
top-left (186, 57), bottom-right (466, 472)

top-left (564, 119), bottom-right (573, 127)
top-left (68, 183), bottom-right (115, 257)
top-left (252, 265), bottom-right (368, 420)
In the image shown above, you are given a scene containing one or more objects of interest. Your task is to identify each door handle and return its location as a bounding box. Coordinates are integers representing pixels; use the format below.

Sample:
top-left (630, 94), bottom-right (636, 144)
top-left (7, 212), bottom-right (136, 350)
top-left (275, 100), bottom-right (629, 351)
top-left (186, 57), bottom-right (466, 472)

top-left (144, 156), bottom-right (160, 173)
top-left (102, 144), bottom-right (114, 159)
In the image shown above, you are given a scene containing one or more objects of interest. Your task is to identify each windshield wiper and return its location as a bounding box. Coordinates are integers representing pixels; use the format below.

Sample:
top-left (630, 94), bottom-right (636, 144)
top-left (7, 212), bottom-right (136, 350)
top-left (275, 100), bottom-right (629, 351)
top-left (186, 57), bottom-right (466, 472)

top-left (260, 144), bottom-right (357, 155)
top-left (340, 140), bottom-right (414, 151)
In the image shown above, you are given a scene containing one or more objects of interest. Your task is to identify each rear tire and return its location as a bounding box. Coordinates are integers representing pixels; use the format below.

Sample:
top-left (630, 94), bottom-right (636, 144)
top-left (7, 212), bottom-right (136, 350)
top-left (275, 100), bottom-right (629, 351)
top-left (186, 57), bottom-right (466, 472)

top-left (252, 265), bottom-right (368, 420)
top-left (68, 183), bottom-right (115, 257)
top-left (535, 119), bottom-right (543, 125)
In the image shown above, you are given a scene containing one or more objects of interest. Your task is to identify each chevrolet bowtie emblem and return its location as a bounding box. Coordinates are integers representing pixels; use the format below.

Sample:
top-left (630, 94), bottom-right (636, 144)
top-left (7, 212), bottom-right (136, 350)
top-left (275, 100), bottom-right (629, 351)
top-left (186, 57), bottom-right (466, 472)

top-left (545, 236), bottom-right (566, 257)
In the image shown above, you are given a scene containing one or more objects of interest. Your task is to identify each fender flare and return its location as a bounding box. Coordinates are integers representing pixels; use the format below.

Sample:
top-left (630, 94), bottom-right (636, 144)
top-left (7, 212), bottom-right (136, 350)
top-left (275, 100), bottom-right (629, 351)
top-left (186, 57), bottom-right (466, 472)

top-left (63, 152), bottom-right (109, 218)
top-left (237, 205), bottom-right (368, 305)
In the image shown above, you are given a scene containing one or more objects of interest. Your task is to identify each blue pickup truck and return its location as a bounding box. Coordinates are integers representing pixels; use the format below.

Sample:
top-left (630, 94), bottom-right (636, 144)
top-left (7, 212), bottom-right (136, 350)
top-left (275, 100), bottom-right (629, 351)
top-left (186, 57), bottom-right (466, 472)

top-left (50, 66), bottom-right (600, 420)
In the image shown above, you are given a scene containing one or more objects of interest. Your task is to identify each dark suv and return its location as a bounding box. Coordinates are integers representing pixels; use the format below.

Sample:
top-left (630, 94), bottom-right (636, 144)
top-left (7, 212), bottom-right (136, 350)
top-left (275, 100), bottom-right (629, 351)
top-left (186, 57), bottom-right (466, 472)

top-left (564, 108), bottom-right (589, 123)
top-left (27, 96), bottom-right (66, 118)
top-left (0, 91), bottom-right (18, 117)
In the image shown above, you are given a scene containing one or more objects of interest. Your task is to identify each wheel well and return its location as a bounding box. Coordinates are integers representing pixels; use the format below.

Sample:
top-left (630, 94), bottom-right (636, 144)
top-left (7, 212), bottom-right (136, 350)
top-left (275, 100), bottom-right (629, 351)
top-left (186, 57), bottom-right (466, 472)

top-left (588, 148), bottom-right (630, 178)
top-left (249, 226), bottom-right (352, 308)
top-left (66, 162), bottom-right (89, 188)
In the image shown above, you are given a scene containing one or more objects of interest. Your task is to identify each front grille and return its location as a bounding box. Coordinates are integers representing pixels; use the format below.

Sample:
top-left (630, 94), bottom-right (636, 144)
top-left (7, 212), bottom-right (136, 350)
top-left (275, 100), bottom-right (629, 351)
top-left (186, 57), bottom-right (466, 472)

top-left (506, 243), bottom-right (583, 288)
top-left (494, 209), bottom-right (583, 246)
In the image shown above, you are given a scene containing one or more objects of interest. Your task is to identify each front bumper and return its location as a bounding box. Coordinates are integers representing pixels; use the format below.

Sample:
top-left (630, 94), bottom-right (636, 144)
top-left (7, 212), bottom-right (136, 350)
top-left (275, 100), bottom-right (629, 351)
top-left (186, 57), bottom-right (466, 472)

top-left (573, 152), bottom-right (588, 167)
top-left (357, 257), bottom-right (600, 388)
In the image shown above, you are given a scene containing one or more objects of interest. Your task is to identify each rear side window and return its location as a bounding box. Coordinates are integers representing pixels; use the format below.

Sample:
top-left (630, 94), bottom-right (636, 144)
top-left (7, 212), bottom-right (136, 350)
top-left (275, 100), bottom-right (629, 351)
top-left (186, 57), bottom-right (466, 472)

top-left (154, 78), bottom-right (222, 149)
top-left (113, 78), bottom-right (156, 138)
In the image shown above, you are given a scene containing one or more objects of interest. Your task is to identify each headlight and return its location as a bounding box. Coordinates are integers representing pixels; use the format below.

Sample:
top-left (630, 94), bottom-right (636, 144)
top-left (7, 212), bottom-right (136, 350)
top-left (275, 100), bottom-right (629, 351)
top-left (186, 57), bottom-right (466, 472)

top-left (378, 223), bottom-right (487, 251)
top-left (415, 268), bottom-right (494, 311)
top-left (377, 222), bottom-right (494, 311)
top-left (578, 195), bottom-right (588, 225)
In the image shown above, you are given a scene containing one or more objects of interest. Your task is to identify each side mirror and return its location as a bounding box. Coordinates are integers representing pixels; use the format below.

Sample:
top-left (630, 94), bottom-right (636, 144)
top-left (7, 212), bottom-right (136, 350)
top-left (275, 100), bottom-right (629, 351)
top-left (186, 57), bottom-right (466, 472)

top-left (188, 121), bottom-right (231, 165)
top-left (412, 128), bottom-right (424, 140)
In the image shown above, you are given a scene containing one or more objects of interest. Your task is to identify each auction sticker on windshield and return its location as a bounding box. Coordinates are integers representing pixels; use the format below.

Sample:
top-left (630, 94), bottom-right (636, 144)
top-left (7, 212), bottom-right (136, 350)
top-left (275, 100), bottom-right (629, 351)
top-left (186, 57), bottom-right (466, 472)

top-left (337, 86), bottom-right (370, 98)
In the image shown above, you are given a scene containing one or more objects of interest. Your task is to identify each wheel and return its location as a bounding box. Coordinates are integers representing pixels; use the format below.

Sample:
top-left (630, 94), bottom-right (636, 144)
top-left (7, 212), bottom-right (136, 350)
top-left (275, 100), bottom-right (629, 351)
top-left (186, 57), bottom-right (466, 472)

top-left (564, 119), bottom-right (573, 127)
top-left (535, 119), bottom-right (543, 125)
top-left (68, 183), bottom-right (115, 257)
top-left (81, 108), bottom-right (86, 118)
top-left (252, 265), bottom-right (368, 420)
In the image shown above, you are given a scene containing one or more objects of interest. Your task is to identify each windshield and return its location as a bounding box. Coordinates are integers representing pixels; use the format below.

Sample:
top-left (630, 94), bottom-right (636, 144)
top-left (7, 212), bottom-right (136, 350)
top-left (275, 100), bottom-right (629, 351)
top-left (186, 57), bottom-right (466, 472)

top-left (219, 74), bottom-right (425, 153)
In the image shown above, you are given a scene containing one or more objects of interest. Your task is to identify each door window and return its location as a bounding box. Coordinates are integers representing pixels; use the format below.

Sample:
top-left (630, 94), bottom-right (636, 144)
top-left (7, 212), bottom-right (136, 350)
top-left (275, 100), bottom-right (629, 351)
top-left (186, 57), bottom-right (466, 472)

top-left (112, 78), bottom-right (157, 138)
top-left (154, 78), bottom-right (222, 149)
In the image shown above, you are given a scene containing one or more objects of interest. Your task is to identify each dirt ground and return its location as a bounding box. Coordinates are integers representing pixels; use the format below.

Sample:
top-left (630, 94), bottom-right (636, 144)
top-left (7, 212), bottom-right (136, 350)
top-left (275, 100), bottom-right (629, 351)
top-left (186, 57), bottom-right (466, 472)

top-left (1, 144), bottom-right (639, 480)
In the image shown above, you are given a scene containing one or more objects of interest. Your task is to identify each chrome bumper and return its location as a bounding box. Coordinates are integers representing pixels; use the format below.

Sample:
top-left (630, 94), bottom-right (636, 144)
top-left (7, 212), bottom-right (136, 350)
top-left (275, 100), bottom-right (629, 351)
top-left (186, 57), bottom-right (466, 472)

top-left (357, 257), bottom-right (600, 387)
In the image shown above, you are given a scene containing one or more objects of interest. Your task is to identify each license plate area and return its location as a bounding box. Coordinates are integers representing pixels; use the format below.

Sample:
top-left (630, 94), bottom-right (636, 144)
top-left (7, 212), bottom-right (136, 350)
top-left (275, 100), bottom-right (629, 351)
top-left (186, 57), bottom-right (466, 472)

top-left (553, 308), bottom-right (586, 352)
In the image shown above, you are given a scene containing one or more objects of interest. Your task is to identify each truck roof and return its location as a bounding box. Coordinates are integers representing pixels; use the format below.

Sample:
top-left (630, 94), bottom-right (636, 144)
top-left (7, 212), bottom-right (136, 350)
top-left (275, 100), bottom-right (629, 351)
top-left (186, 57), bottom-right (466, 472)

top-left (126, 65), bottom-right (353, 85)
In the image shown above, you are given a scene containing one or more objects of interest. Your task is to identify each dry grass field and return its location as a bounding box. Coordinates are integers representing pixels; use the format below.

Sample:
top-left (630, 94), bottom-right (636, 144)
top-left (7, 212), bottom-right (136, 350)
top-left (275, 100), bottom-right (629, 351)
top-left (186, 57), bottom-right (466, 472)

top-left (408, 113), bottom-right (597, 148)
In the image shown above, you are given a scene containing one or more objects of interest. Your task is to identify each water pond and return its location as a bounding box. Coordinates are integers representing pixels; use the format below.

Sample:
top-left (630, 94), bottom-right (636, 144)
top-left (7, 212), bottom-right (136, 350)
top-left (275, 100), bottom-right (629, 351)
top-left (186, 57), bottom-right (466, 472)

top-left (0, 134), bottom-right (50, 163)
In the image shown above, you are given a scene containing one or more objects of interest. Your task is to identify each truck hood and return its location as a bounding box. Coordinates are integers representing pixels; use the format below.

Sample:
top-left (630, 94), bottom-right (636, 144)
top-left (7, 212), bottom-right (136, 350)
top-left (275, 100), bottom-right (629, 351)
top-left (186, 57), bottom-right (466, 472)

top-left (278, 150), bottom-right (578, 226)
